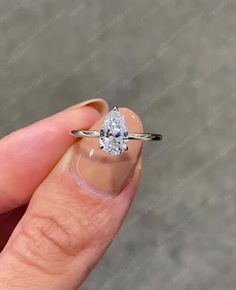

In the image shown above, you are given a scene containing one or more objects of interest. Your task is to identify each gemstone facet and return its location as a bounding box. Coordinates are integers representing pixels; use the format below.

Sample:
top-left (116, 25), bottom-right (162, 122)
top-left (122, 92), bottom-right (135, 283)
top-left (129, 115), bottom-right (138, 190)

top-left (100, 107), bottom-right (128, 156)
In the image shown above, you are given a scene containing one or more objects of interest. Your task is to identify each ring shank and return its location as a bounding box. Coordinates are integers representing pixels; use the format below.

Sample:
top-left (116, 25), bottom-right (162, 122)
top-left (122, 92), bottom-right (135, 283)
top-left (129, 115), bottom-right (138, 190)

top-left (128, 133), bottom-right (162, 141)
top-left (71, 130), bottom-right (100, 138)
top-left (71, 130), bottom-right (162, 141)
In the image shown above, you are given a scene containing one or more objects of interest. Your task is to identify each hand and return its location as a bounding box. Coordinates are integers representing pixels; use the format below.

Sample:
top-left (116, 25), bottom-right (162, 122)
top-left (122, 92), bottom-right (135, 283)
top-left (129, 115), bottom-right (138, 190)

top-left (0, 99), bottom-right (143, 290)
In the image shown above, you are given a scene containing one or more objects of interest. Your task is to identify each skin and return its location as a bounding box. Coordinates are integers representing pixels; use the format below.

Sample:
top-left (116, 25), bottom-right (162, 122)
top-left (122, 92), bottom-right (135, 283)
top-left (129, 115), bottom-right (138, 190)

top-left (0, 98), bottom-right (143, 290)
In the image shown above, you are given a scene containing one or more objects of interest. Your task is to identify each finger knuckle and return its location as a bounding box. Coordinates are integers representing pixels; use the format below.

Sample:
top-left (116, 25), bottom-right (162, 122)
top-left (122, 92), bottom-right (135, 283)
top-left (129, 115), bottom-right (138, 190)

top-left (28, 214), bottom-right (82, 255)
top-left (11, 214), bottom-right (82, 274)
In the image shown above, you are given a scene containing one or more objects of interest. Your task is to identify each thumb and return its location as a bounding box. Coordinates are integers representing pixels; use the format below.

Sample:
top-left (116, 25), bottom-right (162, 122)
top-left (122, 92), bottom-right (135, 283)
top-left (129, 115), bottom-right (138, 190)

top-left (0, 108), bottom-right (143, 290)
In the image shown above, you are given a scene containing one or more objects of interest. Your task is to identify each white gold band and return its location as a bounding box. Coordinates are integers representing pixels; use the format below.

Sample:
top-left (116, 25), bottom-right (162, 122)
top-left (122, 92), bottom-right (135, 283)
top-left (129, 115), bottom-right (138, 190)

top-left (71, 130), bottom-right (162, 141)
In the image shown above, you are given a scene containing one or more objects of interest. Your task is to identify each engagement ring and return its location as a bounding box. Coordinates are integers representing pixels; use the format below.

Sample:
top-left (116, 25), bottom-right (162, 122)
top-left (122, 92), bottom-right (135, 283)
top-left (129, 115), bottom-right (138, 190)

top-left (71, 107), bottom-right (162, 156)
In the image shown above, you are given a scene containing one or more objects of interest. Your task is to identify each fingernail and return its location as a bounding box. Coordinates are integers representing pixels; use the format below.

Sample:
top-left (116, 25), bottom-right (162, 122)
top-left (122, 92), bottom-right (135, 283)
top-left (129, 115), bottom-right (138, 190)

top-left (70, 108), bottom-right (143, 196)
top-left (66, 98), bottom-right (109, 116)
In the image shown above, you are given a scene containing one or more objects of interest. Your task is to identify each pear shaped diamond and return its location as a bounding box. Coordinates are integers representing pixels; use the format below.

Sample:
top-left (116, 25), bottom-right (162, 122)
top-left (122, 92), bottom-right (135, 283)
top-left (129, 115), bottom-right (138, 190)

top-left (100, 107), bottom-right (128, 156)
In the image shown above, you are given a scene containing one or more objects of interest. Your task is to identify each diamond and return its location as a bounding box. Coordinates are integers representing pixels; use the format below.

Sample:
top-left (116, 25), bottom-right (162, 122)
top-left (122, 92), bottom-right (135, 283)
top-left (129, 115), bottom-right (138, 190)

top-left (100, 107), bottom-right (128, 156)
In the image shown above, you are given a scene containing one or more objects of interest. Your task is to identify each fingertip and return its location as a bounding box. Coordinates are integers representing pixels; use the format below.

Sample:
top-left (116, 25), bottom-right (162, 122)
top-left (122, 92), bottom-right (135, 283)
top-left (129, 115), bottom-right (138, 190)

top-left (65, 98), bottom-right (109, 117)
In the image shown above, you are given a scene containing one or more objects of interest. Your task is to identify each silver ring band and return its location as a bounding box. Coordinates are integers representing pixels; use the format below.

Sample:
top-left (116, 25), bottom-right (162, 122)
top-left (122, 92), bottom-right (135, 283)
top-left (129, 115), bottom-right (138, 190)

top-left (71, 130), bottom-right (162, 141)
top-left (71, 106), bottom-right (162, 155)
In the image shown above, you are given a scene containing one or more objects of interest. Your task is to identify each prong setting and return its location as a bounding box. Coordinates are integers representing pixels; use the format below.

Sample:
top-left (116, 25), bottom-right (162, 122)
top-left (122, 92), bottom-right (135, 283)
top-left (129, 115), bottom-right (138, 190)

top-left (70, 105), bottom-right (162, 155)
top-left (124, 144), bottom-right (129, 151)
top-left (100, 129), bottom-right (105, 136)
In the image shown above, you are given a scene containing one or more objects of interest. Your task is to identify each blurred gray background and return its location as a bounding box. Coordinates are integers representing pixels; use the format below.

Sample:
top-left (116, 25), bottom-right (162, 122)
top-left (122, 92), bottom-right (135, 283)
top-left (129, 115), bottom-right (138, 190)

top-left (1, 0), bottom-right (236, 289)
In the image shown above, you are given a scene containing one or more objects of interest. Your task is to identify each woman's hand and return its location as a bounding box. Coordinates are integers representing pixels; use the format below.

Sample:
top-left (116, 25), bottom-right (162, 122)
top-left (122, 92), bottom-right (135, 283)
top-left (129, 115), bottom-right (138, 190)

top-left (0, 99), bottom-right (143, 290)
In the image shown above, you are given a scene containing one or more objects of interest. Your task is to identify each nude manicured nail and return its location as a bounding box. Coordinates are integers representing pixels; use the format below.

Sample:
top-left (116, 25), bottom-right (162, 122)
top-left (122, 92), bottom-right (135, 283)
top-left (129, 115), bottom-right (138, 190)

top-left (70, 108), bottom-right (143, 196)
top-left (66, 98), bottom-right (109, 116)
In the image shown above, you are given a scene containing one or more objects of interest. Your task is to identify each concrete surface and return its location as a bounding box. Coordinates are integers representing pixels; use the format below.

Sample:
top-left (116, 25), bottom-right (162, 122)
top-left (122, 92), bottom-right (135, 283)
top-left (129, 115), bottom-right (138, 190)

top-left (0, 0), bottom-right (236, 289)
